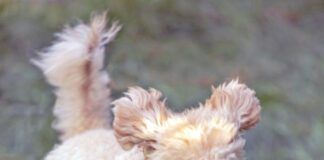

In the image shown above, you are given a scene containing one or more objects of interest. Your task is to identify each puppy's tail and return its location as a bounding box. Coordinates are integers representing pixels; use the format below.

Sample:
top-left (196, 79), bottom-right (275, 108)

top-left (33, 13), bottom-right (121, 141)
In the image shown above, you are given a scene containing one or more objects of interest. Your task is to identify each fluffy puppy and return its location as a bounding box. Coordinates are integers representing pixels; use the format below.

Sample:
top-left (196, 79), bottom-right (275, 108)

top-left (35, 13), bottom-right (261, 160)
top-left (113, 80), bottom-right (260, 160)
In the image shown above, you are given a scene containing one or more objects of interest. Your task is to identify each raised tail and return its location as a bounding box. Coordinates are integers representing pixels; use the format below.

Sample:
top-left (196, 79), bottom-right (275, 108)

top-left (33, 13), bottom-right (121, 141)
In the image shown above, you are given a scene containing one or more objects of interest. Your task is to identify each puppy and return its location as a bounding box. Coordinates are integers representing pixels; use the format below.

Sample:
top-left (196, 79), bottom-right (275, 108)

top-left (34, 12), bottom-right (261, 160)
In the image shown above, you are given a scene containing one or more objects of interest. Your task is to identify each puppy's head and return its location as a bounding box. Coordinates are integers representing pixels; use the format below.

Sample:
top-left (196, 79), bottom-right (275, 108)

top-left (113, 80), bottom-right (261, 160)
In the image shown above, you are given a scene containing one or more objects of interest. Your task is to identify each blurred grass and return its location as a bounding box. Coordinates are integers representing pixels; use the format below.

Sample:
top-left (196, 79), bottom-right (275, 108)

top-left (0, 0), bottom-right (324, 159)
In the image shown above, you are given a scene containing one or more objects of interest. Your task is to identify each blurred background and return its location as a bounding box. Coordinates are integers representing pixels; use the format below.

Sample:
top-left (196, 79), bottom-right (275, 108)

top-left (0, 0), bottom-right (323, 159)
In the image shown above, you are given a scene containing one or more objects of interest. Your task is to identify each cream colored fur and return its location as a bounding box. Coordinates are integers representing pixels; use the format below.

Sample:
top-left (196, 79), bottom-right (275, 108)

top-left (36, 13), bottom-right (261, 160)
top-left (113, 81), bottom-right (260, 160)
top-left (33, 12), bottom-right (121, 141)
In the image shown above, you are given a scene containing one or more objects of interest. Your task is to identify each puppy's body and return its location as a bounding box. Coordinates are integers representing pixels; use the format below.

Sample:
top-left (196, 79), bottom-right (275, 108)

top-left (36, 13), bottom-right (261, 160)
top-left (45, 129), bottom-right (144, 160)
top-left (45, 129), bottom-right (120, 160)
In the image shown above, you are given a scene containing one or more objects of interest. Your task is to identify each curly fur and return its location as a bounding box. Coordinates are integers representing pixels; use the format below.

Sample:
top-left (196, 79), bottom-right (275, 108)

top-left (36, 13), bottom-right (261, 160)
top-left (33, 12), bottom-right (121, 141)
top-left (113, 82), bottom-right (260, 160)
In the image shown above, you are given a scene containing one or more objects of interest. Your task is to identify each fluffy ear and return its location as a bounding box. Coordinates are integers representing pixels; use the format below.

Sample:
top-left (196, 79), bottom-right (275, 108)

top-left (112, 87), bottom-right (172, 151)
top-left (204, 79), bottom-right (261, 131)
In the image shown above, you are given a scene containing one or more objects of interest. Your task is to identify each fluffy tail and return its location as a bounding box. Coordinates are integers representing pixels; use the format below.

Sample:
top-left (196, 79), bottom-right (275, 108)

top-left (33, 13), bottom-right (121, 141)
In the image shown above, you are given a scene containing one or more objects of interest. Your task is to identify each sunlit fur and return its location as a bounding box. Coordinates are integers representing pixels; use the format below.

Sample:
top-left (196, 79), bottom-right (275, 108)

top-left (113, 80), bottom-right (260, 160)
top-left (34, 13), bottom-right (133, 159)
top-left (33, 12), bottom-right (121, 141)
top-left (37, 13), bottom-right (261, 160)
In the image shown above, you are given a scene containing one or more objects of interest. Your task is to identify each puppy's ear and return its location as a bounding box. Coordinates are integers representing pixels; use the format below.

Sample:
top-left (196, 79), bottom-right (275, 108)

top-left (204, 79), bottom-right (261, 131)
top-left (113, 87), bottom-right (171, 150)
